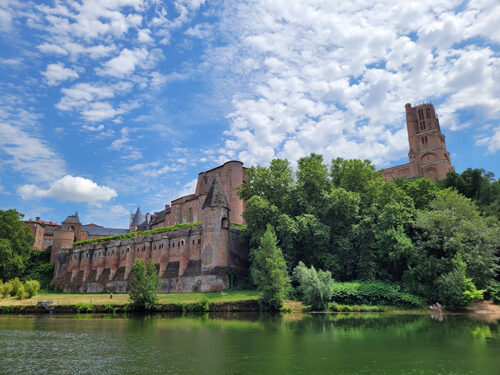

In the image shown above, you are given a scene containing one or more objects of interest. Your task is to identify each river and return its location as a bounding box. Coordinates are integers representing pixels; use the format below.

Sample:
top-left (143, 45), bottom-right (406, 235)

top-left (0, 313), bottom-right (498, 374)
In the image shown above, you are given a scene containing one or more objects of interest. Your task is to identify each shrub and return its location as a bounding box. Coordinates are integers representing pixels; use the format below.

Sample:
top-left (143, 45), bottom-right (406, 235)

top-left (1, 281), bottom-right (13, 298)
top-left (129, 259), bottom-right (161, 310)
top-left (293, 261), bottom-right (334, 310)
top-left (486, 280), bottom-right (500, 304)
top-left (10, 278), bottom-right (23, 297)
top-left (24, 280), bottom-right (40, 298)
top-left (15, 284), bottom-right (26, 300)
top-left (437, 253), bottom-right (484, 310)
top-left (330, 281), bottom-right (422, 308)
top-left (75, 303), bottom-right (94, 313)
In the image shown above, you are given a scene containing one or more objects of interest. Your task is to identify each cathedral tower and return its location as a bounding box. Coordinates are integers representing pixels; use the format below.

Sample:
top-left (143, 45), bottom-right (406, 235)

top-left (384, 103), bottom-right (454, 181)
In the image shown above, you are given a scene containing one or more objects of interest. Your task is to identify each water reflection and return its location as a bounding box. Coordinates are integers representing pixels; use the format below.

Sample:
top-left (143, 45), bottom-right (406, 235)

top-left (0, 312), bottom-right (498, 375)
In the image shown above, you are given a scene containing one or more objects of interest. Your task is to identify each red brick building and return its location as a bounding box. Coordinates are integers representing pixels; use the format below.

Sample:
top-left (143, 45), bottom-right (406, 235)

top-left (24, 217), bottom-right (60, 251)
top-left (383, 103), bottom-right (454, 181)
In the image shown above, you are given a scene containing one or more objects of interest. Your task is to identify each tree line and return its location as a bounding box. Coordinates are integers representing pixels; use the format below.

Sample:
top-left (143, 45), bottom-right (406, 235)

top-left (239, 155), bottom-right (500, 310)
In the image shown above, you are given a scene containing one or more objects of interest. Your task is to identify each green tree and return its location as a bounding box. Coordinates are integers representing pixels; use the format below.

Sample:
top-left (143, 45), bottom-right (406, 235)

top-left (292, 153), bottom-right (330, 216)
top-left (251, 225), bottom-right (290, 311)
top-left (129, 259), bottom-right (161, 310)
top-left (238, 159), bottom-right (294, 213)
top-left (440, 168), bottom-right (500, 219)
top-left (293, 261), bottom-right (334, 310)
top-left (0, 209), bottom-right (35, 280)
top-left (23, 247), bottom-right (54, 289)
top-left (404, 189), bottom-right (499, 302)
top-left (436, 253), bottom-right (484, 310)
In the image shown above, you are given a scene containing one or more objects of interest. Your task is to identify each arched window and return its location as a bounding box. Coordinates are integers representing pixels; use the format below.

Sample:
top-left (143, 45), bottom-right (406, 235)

top-left (221, 217), bottom-right (229, 229)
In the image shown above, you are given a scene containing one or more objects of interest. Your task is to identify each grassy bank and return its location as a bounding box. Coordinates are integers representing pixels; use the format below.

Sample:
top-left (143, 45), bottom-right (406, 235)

top-left (0, 290), bottom-right (259, 307)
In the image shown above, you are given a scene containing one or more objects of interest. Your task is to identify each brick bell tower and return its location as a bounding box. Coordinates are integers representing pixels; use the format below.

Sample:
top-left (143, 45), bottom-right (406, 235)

top-left (405, 103), bottom-right (453, 180)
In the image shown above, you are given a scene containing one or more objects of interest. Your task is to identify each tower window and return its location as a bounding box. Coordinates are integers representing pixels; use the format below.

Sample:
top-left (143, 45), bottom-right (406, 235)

top-left (420, 121), bottom-right (426, 130)
top-left (426, 108), bottom-right (431, 118)
top-left (422, 136), bottom-right (428, 145)
top-left (418, 109), bottom-right (424, 120)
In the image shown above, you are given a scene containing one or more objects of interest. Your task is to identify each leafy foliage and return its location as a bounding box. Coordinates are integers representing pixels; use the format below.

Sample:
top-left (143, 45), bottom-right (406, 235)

top-left (24, 280), bottom-right (40, 298)
top-left (238, 154), bottom-right (499, 310)
top-left (0, 209), bottom-right (35, 281)
top-left (129, 259), bottom-right (161, 310)
top-left (293, 262), bottom-right (334, 310)
top-left (250, 225), bottom-right (290, 311)
top-left (73, 222), bottom-right (202, 246)
top-left (436, 253), bottom-right (484, 310)
top-left (330, 281), bottom-right (422, 308)
top-left (23, 247), bottom-right (54, 289)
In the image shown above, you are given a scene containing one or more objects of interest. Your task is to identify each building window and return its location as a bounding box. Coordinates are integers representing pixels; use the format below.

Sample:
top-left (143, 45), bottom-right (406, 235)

top-left (426, 108), bottom-right (431, 118)
top-left (193, 213), bottom-right (197, 222)
top-left (422, 136), bottom-right (428, 145)
top-left (420, 121), bottom-right (426, 130)
top-left (418, 109), bottom-right (424, 120)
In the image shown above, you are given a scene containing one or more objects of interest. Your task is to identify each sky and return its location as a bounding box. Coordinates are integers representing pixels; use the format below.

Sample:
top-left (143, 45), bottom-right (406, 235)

top-left (0, 0), bottom-right (499, 228)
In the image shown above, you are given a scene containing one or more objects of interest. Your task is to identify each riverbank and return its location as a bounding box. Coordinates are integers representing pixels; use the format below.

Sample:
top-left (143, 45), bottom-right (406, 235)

top-left (0, 291), bottom-right (261, 314)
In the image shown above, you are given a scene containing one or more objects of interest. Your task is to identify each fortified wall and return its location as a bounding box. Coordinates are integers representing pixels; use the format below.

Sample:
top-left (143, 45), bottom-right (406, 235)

top-left (52, 176), bottom-right (248, 293)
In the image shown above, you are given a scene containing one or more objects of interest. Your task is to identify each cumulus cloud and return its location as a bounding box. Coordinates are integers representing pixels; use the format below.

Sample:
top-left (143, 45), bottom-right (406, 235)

top-left (18, 175), bottom-right (117, 203)
top-left (42, 63), bottom-right (79, 85)
top-left (204, 0), bottom-right (500, 166)
top-left (98, 48), bottom-right (149, 77)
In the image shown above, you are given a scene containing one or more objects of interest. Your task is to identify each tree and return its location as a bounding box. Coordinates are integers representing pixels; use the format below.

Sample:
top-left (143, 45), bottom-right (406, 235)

top-left (403, 189), bottom-right (499, 302)
top-left (251, 225), bottom-right (290, 311)
top-left (293, 262), bottom-right (334, 310)
top-left (238, 159), bottom-right (294, 213)
top-left (0, 209), bottom-right (35, 280)
top-left (129, 259), bottom-right (161, 310)
top-left (293, 153), bottom-right (331, 216)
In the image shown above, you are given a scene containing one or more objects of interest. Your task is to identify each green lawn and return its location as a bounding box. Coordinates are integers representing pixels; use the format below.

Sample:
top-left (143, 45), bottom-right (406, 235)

top-left (0, 290), bottom-right (260, 306)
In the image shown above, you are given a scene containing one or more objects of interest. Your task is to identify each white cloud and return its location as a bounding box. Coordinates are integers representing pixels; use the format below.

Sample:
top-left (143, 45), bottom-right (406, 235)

top-left (476, 126), bottom-right (500, 153)
top-left (18, 175), bottom-right (117, 203)
top-left (42, 63), bottom-right (79, 85)
top-left (99, 48), bottom-right (149, 77)
top-left (177, 178), bottom-right (198, 198)
top-left (0, 121), bottom-right (65, 182)
top-left (203, 0), bottom-right (500, 167)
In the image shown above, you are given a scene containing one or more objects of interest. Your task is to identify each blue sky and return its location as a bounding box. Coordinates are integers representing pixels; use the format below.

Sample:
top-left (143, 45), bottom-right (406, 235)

top-left (0, 0), bottom-right (499, 228)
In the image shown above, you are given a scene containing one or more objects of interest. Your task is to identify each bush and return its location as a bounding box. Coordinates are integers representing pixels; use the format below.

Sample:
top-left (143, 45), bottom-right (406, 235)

top-left (24, 280), bottom-right (40, 298)
top-left (330, 281), bottom-right (422, 308)
top-left (293, 261), bottom-right (334, 310)
top-left (15, 284), bottom-right (26, 300)
top-left (129, 259), bottom-right (161, 310)
top-left (486, 280), bottom-right (500, 304)
top-left (437, 253), bottom-right (484, 310)
top-left (1, 281), bottom-right (13, 298)
top-left (75, 303), bottom-right (94, 313)
top-left (10, 278), bottom-right (23, 297)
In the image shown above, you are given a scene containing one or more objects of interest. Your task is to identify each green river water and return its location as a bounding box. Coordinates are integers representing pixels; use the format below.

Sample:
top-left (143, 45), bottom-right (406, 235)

top-left (0, 313), bottom-right (499, 374)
